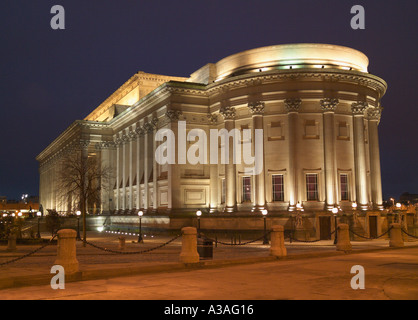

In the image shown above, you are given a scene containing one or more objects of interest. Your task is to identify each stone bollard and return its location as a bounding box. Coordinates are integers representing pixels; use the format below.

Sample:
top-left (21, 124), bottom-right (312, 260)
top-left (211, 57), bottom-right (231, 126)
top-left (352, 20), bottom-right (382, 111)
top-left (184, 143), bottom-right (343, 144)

top-left (389, 223), bottom-right (404, 248)
top-left (179, 227), bottom-right (200, 264)
top-left (270, 225), bottom-right (287, 258)
top-left (7, 233), bottom-right (17, 252)
top-left (118, 236), bottom-right (126, 250)
top-left (336, 224), bottom-right (352, 252)
top-left (54, 229), bottom-right (79, 274)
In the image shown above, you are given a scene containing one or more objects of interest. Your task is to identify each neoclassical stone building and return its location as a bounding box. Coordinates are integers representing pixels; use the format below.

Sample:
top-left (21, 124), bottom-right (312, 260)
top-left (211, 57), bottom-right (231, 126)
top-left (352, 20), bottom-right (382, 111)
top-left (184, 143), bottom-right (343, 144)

top-left (37, 43), bottom-right (387, 234)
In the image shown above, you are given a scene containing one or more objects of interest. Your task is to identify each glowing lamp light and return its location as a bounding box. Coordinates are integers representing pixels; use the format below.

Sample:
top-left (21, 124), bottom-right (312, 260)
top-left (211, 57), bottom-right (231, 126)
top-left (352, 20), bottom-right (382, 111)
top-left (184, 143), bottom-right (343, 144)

top-left (396, 203), bottom-right (401, 209)
top-left (261, 209), bottom-right (268, 216)
top-left (332, 207), bottom-right (338, 215)
top-left (138, 210), bottom-right (144, 217)
top-left (18, 212), bottom-right (23, 217)
top-left (76, 210), bottom-right (81, 216)
top-left (196, 210), bottom-right (202, 217)
top-left (37, 211), bottom-right (42, 217)
top-left (97, 226), bottom-right (104, 232)
top-left (352, 202), bottom-right (358, 209)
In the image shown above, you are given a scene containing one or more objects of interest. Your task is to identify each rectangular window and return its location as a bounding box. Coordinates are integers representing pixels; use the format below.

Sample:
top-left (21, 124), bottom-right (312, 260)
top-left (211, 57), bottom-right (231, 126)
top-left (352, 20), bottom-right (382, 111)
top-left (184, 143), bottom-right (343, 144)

top-left (221, 179), bottom-right (226, 204)
top-left (242, 177), bottom-right (252, 202)
top-left (340, 174), bottom-right (349, 201)
top-left (306, 174), bottom-right (319, 201)
top-left (272, 174), bottom-right (284, 201)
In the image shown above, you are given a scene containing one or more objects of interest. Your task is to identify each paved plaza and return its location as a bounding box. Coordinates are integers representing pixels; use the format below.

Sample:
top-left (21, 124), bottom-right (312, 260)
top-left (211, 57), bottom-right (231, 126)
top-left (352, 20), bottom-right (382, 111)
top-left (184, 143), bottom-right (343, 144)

top-left (0, 231), bottom-right (417, 300)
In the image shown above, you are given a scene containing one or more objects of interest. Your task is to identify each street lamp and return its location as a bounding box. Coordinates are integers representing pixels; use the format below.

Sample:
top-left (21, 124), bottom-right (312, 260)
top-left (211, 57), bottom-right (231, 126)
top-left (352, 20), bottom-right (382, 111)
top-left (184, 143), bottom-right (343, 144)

top-left (138, 210), bottom-right (144, 243)
top-left (352, 202), bottom-right (357, 210)
top-left (332, 207), bottom-right (338, 244)
top-left (395, 203), bottom-right (402, 224)
top-left (262, 209), bottom-right (268, 244)
top-left (196, 210), bottom-right (202, 235)
top-left (36, 211), bottom-right (41, 238)
top-left (76, 210), bottom-right (81, 240)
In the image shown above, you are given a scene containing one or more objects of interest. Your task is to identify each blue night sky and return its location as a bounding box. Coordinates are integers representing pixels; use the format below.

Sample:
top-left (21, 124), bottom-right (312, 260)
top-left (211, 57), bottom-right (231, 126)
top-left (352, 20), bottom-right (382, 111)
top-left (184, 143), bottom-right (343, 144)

top-left (0, 0), bottom-right (417, 200)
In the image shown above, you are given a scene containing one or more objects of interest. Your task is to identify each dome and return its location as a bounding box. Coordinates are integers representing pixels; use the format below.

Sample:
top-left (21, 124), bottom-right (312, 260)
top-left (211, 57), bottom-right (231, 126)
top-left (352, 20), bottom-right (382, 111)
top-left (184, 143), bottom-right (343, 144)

top-left (213, 43), bottom-right (369, 81)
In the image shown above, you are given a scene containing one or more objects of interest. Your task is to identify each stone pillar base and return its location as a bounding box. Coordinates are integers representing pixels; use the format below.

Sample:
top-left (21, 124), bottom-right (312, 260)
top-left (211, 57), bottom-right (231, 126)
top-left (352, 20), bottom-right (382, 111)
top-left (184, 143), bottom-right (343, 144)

top-left (336, 224), bottom-right (352, 251)
top-left (270, 225), bottom-right (287, 257)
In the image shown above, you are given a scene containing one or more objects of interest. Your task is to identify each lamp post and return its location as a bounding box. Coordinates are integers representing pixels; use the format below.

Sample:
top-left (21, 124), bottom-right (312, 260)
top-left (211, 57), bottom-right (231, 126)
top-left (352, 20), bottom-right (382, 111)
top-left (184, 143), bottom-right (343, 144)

top-left (332, 207), bottom-right (338, 244)
top-left (76, 210), bottom-right (81, 240)
top-left (138, 210), bottom-right (144, 243)
top-left (395, 202), bottom-right (402, 224)
top-left (36, 211), bottom-right (41, 238)
top-left (196, 210), bottom-right (202, 235)
top-left (262, 209), bottom-right (268, 244)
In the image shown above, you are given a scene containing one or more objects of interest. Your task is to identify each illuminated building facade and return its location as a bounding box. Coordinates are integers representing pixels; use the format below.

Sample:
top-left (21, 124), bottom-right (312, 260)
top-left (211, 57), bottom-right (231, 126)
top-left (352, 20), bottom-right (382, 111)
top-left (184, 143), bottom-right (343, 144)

top-left (36, 44), bottom-right (388, 235)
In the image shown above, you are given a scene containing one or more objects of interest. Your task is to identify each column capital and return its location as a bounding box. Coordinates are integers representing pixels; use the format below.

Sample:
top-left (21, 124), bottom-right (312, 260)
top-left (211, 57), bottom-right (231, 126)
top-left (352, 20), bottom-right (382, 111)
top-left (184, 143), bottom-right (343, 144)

top-left (351, 101), bottom-right (368, 115)
top-left (320, 98), bottom-right (339, 112)
top-left (207, 113), bottom-right (218, 124)
top-left (95, 141), bottom-right (116, 150)
top-left (366, 107), bottom-right (383, 121)
top-left (248, 101), bottom-right (265, 115)
top-left (219, 105), bottom-right (236, 120)
top-left (284, 98), bottom-right (302, 113)
top-left (79, 139), bottom-right (90, 148)
top-left (165, 110), bottom-right (183, 122)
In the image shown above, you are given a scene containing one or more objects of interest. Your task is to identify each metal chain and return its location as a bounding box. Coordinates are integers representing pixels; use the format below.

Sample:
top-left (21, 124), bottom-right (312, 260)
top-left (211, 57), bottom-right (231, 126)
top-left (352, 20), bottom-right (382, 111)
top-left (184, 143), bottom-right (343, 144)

top-left (0, 234), bottom-right (57, 267)
top-left (200, 231), bottom-right (272, 246)
top-left (349, 226), bottom-right (393, 240)
top-left (401, 228), bottom-right (418, 239)
top-left (82, 234), bottom-right (181, 254)
top-left (286, 229), bottom-right (336, 243)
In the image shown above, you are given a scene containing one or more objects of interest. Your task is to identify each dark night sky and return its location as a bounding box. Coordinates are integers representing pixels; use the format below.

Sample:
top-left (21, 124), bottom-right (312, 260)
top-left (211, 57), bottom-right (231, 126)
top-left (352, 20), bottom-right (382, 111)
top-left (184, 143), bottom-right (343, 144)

top-left (0, 0), bottom-right (416, 201)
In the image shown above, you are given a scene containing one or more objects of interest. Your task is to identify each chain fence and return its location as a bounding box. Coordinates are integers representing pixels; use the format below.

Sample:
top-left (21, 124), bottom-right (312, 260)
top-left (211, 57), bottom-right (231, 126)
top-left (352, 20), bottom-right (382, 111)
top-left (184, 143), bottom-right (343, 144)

top-left (199, 231), bottom-right (271, 246)
top-left (81, 234), bottom-right (181, 254)
top-left (348, 226), bottom-right (393, 240)
top-left (401, 228), bottom-right (418, 239)
top-left (285, 229), bottom-right (336, 243)
top-left (0, 234), bottom-right (57, 267)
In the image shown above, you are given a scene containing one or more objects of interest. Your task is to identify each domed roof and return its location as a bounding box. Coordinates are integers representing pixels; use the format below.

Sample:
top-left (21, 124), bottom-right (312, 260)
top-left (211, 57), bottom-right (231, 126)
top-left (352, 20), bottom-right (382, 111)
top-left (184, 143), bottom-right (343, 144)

top-left (213, 43), bottom-right (369, 81)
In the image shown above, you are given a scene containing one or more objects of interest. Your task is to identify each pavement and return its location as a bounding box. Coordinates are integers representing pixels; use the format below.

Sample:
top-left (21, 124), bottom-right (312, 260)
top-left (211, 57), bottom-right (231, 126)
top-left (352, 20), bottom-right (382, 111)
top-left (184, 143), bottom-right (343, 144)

top-left (0, 231), bottom-right (417, 297)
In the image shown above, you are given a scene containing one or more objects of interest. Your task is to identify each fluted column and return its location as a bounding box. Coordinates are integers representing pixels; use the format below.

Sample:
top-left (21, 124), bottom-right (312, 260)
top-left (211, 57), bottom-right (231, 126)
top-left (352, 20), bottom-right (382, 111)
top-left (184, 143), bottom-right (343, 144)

top-left (285, 98), bottom-right (301, 211)
top-left (122, 135), bottom-right (127, 210)
top-left (207, 113), bottom-right (219, 213)
top-left (248, 101), bottom-right (266, 212)
top-left (220, 105), bottom-right (237, 213)
top-left (152, 118), bottom-right (159, 213)
top-left (320, 98), bottom-right (339, 210)
top-left (135, 125), bottom-right (144, 210)
top-left (367, 107), bottom-right (383, 210)
top-left (114, 137), bottom-right (121, 211)
top-left (352, 102), bottom-right (369, 210)
top-left (128, 133), bottom-right (134, 210)
top-left (166, 110), bottom-right (183, 213)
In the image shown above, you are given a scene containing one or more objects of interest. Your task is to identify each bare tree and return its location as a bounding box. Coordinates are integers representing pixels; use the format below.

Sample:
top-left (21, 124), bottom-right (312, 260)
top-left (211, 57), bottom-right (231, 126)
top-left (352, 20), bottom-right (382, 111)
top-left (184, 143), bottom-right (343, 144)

top-left (57, 148), bottom-right (111, 246)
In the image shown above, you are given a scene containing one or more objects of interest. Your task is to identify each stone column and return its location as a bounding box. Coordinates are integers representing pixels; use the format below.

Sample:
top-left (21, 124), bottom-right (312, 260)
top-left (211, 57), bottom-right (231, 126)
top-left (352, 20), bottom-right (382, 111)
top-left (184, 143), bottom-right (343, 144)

top-left (128, 132), bottom-right (134, 211)
top-left (54, 229), bottom-right (79, 274)
top-left (321, 98), bottom-right (339, 210)
top-left (166, 110), bottom-right (183, 213)
top-left (179, 227), bottom-right (200, 263)
top-left (270, 225), bottom-right (287, 257)
top-left (285, 98), bottom-right (302, 211)
top-left (115, 137), bottom-right (121, 211)
top-left (220, 105), bottom-right (237, 213)
top-left (135, 125), bottom-right (144, 210)
top-left (248, 101), bottom-right (266, 212)
top-left (121, 135), bottom-right (127, 210)
top-left (367, 107), bottom-right (384, 210)
top-left (152, 118), bottom-right (159, 213)
top-left (352, 102), bottom-right (369, 210)
top-left (97, 141), bottom-right (113, 214)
